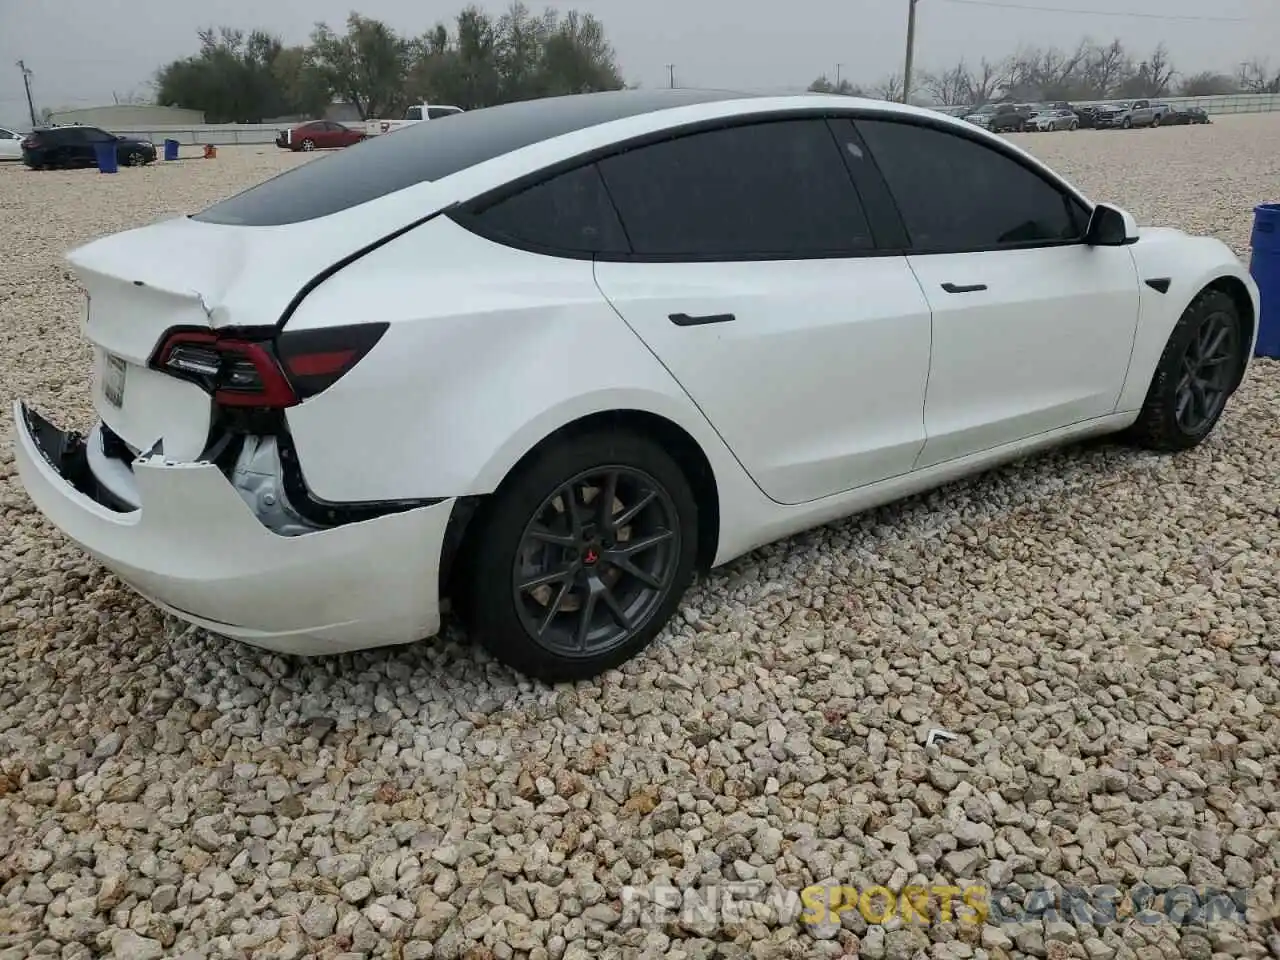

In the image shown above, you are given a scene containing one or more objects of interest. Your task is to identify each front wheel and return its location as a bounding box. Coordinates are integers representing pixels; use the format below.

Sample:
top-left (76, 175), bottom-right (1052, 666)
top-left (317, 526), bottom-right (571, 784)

top-left (300, 139), bottom-right (316, 151)
top-left (1121, 116), bottom-right (1133, 129)
top-left (1127, 289), bottom-right (1247, 452)
top-left (457, 430), bottom-right (699, 682)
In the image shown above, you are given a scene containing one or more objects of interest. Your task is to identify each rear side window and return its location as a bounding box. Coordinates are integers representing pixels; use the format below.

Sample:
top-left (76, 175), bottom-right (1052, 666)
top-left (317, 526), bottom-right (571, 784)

top-left (428, 107), bottom-right (461, 119)
top-left (461, 163), bottom-right (629, 256)
top-left (405, 106), bottom-right (423, 121)
top-left (597, 119), bottom-right (874, 259)
top-left (856, 119), bottom-right (1085, 253)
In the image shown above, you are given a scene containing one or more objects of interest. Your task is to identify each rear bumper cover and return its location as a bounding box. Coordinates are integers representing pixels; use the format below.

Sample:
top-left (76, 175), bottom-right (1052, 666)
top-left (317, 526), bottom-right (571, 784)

top-left (12, 401), bottom-right (455, 655)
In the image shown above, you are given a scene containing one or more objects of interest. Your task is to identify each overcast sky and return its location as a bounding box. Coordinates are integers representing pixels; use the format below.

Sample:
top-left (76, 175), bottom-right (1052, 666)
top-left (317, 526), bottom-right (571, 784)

top-left (1, 0), bottom-right (1273, 126)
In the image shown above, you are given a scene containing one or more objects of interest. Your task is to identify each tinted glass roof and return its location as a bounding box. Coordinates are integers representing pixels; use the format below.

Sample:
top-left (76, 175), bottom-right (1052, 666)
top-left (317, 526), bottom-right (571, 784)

top-left (194, 89), bottom-right (762, 227)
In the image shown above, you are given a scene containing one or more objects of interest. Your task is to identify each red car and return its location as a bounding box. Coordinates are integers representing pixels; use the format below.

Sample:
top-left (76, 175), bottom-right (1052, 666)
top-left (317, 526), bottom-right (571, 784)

top-left (275, 121), bottom-right (366, 152)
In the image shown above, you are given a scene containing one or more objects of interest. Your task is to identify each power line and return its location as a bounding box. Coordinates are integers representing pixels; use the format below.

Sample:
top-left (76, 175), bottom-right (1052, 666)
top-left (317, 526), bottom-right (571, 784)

top-left (937, 0), bottom-right (1250, 23)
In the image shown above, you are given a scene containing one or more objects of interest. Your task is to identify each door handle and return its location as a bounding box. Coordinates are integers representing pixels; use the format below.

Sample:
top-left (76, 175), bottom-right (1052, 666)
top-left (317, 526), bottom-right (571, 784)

top-left (941, 282), bottom-right (987, 294)
top-left (669, 312), bottom-right (736, 327)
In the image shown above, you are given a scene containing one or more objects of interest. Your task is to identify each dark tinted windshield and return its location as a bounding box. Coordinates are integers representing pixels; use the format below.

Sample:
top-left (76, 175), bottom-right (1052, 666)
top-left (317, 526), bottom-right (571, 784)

top-left (193, 89), bottom-right (757, 227)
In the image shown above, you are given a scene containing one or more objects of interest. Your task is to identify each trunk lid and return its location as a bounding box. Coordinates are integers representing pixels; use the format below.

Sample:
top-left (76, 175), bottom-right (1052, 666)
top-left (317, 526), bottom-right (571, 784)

top-left (65, 184), bottom-right (450, 461)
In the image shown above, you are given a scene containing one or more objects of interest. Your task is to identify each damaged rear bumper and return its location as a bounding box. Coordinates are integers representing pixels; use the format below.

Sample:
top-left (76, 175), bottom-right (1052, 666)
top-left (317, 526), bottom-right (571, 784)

top-left (12, 401), bottom-right (455, 656)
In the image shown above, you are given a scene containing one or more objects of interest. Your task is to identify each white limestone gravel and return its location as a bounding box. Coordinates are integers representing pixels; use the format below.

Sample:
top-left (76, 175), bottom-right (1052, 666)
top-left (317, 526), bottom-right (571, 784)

top-left (1, 117), bottom-right (1279, 960)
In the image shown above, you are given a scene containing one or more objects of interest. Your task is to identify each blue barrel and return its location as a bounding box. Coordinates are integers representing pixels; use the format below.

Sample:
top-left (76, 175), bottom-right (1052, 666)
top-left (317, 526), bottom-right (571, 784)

top-left (1251, 203), bottom-right (1280, 358)
top-left (163, 138), bottom-right (179, 161)
top-left (93, 142), bottom-right (118, 174)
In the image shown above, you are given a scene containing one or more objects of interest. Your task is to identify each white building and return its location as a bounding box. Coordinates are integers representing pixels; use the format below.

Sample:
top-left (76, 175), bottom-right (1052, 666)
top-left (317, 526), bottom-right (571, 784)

top-left (47, 104), bottom-right (206, 128)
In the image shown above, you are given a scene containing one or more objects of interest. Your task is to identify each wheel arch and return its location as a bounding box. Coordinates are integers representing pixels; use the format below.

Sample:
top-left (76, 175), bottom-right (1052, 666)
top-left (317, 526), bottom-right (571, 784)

top-left (1202, 274), bottom-right (1256, 388)
top-left (440, 408), bottom-right (722, 603)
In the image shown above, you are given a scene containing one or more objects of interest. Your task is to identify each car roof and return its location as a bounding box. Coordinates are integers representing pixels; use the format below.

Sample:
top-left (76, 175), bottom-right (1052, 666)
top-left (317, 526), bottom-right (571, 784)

top-left (195, 89), bottom-right (1065, 228)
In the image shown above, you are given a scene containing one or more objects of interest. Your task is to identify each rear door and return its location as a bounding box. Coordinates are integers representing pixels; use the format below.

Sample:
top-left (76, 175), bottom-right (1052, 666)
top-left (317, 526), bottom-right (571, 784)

top-left (854, 117), bottom-right (1140, 469)
top-left (591, 117), bottom-right (934, 505)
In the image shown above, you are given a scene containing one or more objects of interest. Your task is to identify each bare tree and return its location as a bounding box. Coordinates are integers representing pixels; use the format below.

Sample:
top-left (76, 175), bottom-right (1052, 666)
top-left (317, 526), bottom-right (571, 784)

top-left (873, 72), bottom-right (904, 102)
top-left (968, 57), bottom-right (1007, 104)
top-left (921, 59), bottom-right (972, 106)
top-left (1178, 71), bottom-right (1237, 96)
top-left (1144, 43), bottom-right (1176, 95)
top-left (1238, 58), bottom-right (1280, 94)
top-left (1081, 39), bottom-right (1131, 98)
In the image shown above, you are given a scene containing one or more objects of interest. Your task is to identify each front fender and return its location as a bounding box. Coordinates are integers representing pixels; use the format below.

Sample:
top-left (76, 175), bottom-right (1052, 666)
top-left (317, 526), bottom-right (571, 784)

top-left (1115, 231), bottom-right (1259, 412)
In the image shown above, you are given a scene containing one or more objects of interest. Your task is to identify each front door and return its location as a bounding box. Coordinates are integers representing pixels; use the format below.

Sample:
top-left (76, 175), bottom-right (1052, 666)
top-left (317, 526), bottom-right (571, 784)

top-left (854, 117), bottom-right (1141, 468)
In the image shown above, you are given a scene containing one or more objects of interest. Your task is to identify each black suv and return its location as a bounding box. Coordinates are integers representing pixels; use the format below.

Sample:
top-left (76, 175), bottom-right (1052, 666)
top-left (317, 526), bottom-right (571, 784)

top-left (21, 126), bottom-right (157, 170)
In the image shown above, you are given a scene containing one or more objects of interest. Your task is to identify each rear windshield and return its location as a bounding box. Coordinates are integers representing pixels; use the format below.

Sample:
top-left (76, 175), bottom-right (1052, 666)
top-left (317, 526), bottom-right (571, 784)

top-left (193, 89), bottom-right (753, 227)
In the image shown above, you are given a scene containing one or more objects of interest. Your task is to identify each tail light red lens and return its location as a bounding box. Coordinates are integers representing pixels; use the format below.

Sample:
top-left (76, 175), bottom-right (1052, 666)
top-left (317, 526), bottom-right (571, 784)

top-left (275, 323), bottom-right (389, 400)
top-left (149, 323), bottom-right (388, 409)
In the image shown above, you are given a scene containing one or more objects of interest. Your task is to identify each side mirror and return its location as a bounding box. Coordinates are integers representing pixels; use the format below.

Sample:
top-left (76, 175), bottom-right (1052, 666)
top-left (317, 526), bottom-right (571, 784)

top-left (1086, 203), bottom-right (1139, 246)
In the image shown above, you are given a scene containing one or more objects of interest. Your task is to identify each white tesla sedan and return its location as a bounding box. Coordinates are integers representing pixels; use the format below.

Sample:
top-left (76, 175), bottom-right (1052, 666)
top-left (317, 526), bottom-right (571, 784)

top-left (13, 90), bottom-right (1260, 681)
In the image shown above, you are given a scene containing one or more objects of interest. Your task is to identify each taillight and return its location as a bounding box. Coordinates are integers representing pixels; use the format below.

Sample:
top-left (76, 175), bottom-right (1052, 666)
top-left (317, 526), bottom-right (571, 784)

top-left (150, 323), bottom-right (388, 408)
top-left (151, 330), bottom-right (297, 407)
top-left (275, 323), bottom-right (389, 401)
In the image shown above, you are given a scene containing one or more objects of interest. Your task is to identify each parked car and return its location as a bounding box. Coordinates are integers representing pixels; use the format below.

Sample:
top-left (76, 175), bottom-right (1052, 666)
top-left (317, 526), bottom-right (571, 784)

top-left (1094, 99), bottom-right (1172, 129)
top-left (1163, 106), bottom-right (1211, 125)
top-left (988, 103), bottom-right (1035, 133)
top-left (364, 103), bottom-right (464, 137)
top-left (275, 120), bottom-right (367, 152)
top-left (20, 126), bottom-right (156, 169)
top-left (1031, 108), bottom-right (1079, 131)
top-left (962, 104), bottom-right (998, 128)
top-left (0, 126), bottom-right (26, 161)
top-left (1070, 105), bottom-right (1100, 128)
top-left (13, 89), bottom-right (1259, 681)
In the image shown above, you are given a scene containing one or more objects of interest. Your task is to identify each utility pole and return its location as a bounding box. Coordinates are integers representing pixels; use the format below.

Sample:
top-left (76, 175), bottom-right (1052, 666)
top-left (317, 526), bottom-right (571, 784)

top-left (836, 63), bottom-right (843, 87)
top-left (902, 0), bottom-right (920, 104)
top-left (666, 64), bottom-right (675, 88)
top-left (16, 60), bottom-right (37, 128)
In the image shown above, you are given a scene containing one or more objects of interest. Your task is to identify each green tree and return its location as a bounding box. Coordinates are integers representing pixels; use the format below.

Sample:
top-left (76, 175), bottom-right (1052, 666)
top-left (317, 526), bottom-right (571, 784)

top-left (156, 27), bottom-right (323, 122)
top-left (309, 13), bottom-right (412, 119)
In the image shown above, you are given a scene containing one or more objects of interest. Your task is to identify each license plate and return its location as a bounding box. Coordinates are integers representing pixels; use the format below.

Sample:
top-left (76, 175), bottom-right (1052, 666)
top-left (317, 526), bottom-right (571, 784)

top-left (103, 353), bottom-right (127, 408)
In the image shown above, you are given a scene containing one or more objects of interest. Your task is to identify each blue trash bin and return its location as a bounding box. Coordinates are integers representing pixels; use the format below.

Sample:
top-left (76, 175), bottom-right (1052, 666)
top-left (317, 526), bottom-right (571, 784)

top-left (93, 141), bottom-right (118, 174)
top-left (1250, 203), bottom-right (1280, 358)
top-left (163, 138), bottom-right (179, 161)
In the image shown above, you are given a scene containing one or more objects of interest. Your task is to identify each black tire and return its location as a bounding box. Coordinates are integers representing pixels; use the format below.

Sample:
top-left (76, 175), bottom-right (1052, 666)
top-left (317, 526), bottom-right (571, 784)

top-left (301, 139), bottom-right (316, 152)
top-left (1127, 289), bottom-right (1246, 452)
top-left (1121, 116), bottom-right (1133, 129)
top-left (125, 151), bottom-right (145, 166)
top-left (457, 429), bottom-right (699, 682)
top-left (1152, 114), bottom-right (1161, 128)
top-left (1069, 120), bottom-right (1079, 131)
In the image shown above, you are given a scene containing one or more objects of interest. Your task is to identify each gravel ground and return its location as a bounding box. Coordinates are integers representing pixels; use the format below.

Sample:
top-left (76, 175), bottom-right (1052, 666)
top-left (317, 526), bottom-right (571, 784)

top-left (2, 117), bottom-right (1279, 960)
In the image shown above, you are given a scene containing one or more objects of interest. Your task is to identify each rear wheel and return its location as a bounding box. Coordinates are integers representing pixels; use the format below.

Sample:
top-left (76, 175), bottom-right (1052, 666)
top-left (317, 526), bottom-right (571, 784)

top-left (1069, 120), bottom-right (1079, 131)
top-left (457, 430), bottom-right (698, 682)
top-left (124, 151), bottom-right (145, 166)
top-left (1127, 289), bottom-right (1247, 451)
top-left (1152, 114), bottom-right (1161, 128)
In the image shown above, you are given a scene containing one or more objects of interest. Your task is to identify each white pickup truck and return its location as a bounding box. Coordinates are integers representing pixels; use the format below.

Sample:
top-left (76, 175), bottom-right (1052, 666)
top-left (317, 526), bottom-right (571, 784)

top-left (364, 103), bottom-right (465, 136)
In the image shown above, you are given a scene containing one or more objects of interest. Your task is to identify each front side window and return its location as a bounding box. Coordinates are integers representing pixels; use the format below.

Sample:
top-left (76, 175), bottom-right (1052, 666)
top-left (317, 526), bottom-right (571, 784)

top-left (856, 119), bottom-right (1085, 253)
top-left (596, 119), bottom-right (874, 259)
top-left (462, 163), bottom-right (629, 256)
